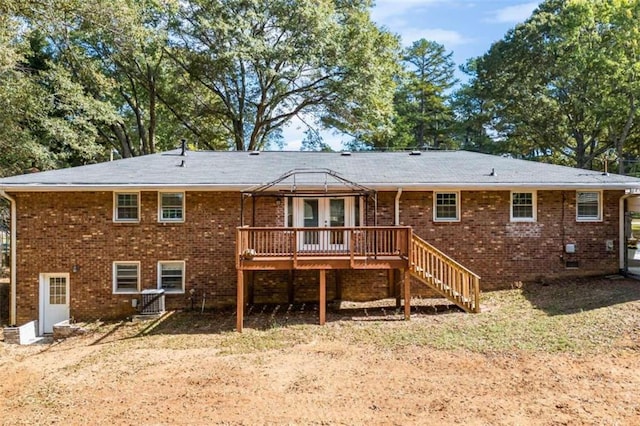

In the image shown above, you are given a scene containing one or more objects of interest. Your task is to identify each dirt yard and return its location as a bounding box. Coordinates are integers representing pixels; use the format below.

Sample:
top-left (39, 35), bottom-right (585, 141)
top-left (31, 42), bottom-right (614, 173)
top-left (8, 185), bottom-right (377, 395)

top-left (1, 277), bottom-right (639, 425)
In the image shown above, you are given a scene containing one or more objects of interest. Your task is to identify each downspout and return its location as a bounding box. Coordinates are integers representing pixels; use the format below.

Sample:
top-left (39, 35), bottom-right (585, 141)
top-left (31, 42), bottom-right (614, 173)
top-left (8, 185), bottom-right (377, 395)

top-left (395, 188), bottom-right (403, 226)
top-left (0, 190), bottom-right (16, 325)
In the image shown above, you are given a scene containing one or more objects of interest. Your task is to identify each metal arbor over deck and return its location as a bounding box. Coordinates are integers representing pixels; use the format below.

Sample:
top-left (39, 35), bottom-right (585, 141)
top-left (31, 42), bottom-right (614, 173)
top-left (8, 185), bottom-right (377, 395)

top-left (239, 168), bottom-right (378, 227)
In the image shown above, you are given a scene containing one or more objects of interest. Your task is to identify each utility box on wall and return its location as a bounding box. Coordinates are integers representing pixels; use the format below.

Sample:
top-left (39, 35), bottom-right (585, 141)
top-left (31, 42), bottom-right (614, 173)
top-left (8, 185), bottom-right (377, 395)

top-left (565, 243), bottom-right (576, 254)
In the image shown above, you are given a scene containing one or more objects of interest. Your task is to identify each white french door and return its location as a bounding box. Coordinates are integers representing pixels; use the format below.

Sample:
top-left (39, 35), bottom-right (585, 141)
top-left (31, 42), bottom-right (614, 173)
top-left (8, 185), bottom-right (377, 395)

top-left (295, 197), bottom-right (353, 251)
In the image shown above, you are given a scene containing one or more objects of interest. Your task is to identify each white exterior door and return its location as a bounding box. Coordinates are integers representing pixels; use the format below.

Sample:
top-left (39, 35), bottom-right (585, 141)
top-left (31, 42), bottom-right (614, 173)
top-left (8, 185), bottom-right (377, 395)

top-left (39, 273), bottom-right (70, 334)
top-left (296, 198), bottom-right (352, 251)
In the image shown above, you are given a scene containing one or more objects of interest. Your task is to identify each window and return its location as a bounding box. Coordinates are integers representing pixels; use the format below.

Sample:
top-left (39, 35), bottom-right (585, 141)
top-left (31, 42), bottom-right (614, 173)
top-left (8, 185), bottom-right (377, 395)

top-left (434, 192), bottom-right (460, 221)
top-left (577, 191), bottom-right (602, 221)
top-left (159, 192), bottom-right (184, 222)
top-left (113, 262), bottom-right (140, 293)
top-left (286, 197), bottom-right (293, 227)
top-left (511, 191), bottom-right (536, 222)
top-left (114, 192), bottom-right (139, 222)
top-left (158, 261), bottom-right (185, 293)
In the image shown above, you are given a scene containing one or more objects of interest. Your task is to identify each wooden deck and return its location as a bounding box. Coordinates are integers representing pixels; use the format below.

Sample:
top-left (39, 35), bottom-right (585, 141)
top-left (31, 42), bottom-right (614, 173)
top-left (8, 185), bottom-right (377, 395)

top-left (235, 226), bottom-right (480, 332)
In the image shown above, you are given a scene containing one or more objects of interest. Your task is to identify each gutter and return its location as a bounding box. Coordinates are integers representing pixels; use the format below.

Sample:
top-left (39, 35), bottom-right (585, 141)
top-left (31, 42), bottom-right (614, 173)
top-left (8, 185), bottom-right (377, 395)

top-left (2, 182), bottom-right (640, 192)
top-left (0, 190), bottom-right (16, 325)
top-left (395, 187), bottom-right (403, 226)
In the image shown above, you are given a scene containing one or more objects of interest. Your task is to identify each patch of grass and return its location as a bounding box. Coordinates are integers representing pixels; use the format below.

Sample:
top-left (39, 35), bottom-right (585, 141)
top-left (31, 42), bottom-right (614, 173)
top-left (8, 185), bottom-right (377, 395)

top-left (55, 278), bottom-right (640, 357)
top-left (339, 281), bottom-right (640, 354)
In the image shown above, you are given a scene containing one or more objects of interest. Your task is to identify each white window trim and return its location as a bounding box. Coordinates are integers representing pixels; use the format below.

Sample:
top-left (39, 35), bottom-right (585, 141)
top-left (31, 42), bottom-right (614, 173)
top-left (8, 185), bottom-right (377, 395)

top-left (113, 191), bottom-right (140, 223)
top-left (433, 191), bottom-right (461, 222)
top-left (576, 190), bottom-right (603, 222)
top-left (157, 260), bottom-right (186, 294)
top-left (510, 190), bottom-right (537, 222)
top-left (158, 191), bottom-right (185, 223)
top-left (112, 261), bottom-right (140, 294)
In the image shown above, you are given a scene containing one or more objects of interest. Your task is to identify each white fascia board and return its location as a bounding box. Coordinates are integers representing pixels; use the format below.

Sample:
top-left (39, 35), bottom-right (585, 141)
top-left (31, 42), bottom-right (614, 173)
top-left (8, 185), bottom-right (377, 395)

top-left (1, 182), bottom-right (640, 192)
top-left (0, 184), bottom-right (253, 192)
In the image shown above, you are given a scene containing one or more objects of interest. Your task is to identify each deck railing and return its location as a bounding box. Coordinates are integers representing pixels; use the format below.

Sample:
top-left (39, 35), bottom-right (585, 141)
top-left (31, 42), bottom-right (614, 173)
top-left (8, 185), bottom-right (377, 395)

top-left (237, 226), bottom-right (412, 265)
top-left (410, 234), bottom-right (481, 313)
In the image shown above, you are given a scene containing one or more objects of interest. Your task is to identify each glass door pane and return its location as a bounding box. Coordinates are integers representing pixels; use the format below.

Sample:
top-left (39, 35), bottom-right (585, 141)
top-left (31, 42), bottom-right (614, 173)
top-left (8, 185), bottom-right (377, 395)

top-left (303, 199), bottom-right (319, 245)
top-left (329, 199), bottom-right (345, 245)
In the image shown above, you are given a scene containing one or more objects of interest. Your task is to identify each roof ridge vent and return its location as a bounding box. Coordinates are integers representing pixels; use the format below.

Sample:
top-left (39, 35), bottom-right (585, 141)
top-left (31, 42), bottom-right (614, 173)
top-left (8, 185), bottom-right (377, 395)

top-left (341, 151), bottom-right (351, 156)
top-left (249, 151), bottom-right (260, 156)
top-left (409, 150), bottom-right (421, 156)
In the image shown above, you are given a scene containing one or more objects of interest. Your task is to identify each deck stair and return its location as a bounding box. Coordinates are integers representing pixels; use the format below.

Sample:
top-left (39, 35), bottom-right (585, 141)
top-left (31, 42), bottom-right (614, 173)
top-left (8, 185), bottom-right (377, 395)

top-left (410, 234), bottom-right (481, 313)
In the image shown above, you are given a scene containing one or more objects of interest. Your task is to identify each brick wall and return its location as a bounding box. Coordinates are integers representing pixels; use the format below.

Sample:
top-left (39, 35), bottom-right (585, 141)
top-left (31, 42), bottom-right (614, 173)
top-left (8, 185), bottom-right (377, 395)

top-left (11, 189), bottom-right (623, 323)
top-left (398, 190), bottom-right (622, 289)
top-left (14, 191), bottom-right (242, 323)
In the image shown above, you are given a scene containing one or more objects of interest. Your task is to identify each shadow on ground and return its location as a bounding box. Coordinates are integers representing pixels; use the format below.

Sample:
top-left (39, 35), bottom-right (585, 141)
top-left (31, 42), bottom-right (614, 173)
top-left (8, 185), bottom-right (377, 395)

top-left (521, 276), bottom-right (640, 316)
top-left (132, 299), bottom-right (462, 336)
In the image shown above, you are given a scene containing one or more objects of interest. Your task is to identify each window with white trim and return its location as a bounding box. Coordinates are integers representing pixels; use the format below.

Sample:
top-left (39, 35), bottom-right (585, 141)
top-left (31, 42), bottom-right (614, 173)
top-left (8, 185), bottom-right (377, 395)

top-left (158, 261), bottom-right (185, 293)
top-left (113, 262), bottom-right (140, 293)
top-left (434, 192), bottom-right (459, 221)
top-left (576, 191), bottom-right (602, 221)
top-left (114, 192), bottom-right (139, 222)
top-left (159, 192), bottom-right (184, 222)
top-left (511, 191), bottom-right (536, 222)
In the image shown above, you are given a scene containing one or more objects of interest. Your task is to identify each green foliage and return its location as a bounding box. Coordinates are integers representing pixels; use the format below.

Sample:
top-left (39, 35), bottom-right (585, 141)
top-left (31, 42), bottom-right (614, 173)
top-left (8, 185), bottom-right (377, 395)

top-left (458, 0), bottom-right (640, 170)
top-left (168, 0), bottom-right (399, 151)
top-left (391, 39), bottom-right (458, 150)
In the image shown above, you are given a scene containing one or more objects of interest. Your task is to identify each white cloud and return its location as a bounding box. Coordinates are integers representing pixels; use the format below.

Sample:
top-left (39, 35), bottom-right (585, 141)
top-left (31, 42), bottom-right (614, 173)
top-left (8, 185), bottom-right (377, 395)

top-left (488, 2), bottom-right (538, 24)
top-left (400, 28), bottom-right (471, 47)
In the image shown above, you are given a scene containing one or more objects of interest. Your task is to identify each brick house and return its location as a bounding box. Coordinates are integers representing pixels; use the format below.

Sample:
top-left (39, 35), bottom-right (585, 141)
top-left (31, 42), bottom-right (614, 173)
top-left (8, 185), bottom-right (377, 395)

top-left (1, 148), bottom-right (640, 333)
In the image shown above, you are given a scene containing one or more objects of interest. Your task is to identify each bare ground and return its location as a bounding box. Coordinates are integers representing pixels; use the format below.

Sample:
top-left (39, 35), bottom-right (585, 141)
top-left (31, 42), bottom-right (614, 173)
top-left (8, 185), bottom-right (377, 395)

top-left (1, 277), bottom-right (639, 425)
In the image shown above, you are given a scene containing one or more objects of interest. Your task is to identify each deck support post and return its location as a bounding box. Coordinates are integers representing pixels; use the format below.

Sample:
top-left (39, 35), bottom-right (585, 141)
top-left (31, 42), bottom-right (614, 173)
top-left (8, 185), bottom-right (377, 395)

top-left (404, 268), bottom-right (411, 320)
top-left (395, 269), bottom-right (401, 309)
top-left (319, 270), bottom-right (326, 325)
top-left (237, 269), bottom-right (244, 332)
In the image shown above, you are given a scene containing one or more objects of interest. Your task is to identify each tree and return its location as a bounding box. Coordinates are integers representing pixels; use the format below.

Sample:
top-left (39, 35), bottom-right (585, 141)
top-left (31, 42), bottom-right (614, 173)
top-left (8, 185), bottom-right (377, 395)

top-left (450, 60), bottom-right (496, 153)
top-left (462, 0), bottom-right (640, 171)
top-left (22, 0), bottom-right (194, 158)
top-left (300, 129), bottom-right (332, 151)
top-left (168, 0), bottom-right (399, 151)
top-left (0, 2), bottom-right (109, 175)
top-left (393, 39), bottom-right (457, 150)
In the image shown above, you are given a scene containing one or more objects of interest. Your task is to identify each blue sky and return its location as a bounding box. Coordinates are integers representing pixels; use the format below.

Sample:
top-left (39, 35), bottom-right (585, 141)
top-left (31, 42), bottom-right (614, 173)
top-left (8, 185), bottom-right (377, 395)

top-left (282, 0), bottom-right (541, 150)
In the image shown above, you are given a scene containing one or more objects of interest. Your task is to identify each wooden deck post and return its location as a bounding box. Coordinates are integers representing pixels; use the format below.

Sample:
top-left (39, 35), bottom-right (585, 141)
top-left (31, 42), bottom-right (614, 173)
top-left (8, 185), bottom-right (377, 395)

top-left (319, 269), bottom-right (326, 325)
top-left (404, 268), bottom-right (411, 320)
top-left (395, 269), bottom-right (401, 309)
top-left (237, 269), bottom-right (244, 332)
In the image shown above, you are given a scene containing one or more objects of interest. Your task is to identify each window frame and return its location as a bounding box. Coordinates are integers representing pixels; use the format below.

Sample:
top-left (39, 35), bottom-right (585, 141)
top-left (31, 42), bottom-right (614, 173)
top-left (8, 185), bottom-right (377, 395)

top-left (510, 191), bottom-right (537, 222)
top-left (576, 190), bottom-right (603, 222)
top-left (113, 192), bottom-right (140, 223)
top-left (112, 261), bottom-right (140, 294)
top-left (158, 191), bottom-right (185, 223)
top-left (157, 260), bottom-right (186, 294)
top-left (433, 191), bottom-right (460, 222)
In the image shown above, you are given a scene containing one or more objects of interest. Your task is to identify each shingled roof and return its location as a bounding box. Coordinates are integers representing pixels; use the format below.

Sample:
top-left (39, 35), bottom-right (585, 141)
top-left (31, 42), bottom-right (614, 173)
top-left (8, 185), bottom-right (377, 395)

top-left (1, 149), bottom-right (639, 191)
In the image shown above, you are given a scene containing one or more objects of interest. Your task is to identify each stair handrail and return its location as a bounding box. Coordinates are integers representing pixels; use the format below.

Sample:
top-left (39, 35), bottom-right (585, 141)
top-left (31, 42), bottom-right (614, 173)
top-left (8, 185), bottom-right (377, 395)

top-left (411, 233), bottom-right (481, 313)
